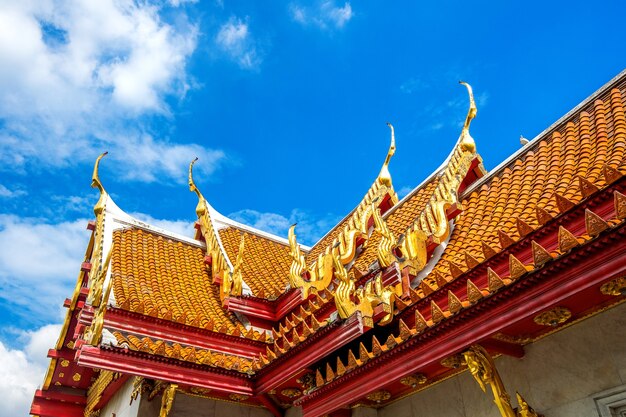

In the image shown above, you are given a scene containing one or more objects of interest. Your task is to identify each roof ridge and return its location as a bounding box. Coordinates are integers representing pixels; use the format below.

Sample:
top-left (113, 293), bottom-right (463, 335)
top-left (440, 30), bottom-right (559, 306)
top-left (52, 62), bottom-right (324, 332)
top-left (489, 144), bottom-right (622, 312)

top-left (211, 209), bottom-right (309, 250)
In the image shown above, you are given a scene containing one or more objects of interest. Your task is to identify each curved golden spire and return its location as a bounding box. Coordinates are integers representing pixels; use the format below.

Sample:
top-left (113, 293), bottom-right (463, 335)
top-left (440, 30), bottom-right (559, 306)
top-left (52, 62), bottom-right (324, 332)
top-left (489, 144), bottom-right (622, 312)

top-left (377, 122), bottom-right (396, 187)
top-left (188, 157), bottom-right (204, 200)
top-left (459, 81), bottom-right (477, 152)
top-left (91, 152), bottom-right (108, 195)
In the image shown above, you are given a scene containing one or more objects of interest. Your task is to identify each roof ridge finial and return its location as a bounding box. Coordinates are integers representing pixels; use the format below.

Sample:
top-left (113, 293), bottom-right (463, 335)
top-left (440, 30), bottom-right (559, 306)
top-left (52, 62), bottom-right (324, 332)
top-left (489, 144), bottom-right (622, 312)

top-left (188, 157), bottom-right (205, 200)
top-left (458, 81), bottom-right (477, 152)
top-left (459, 81), bottom-right (477, 132)
top-left (91, 151), bottom-right (108, 195)
top-left (377, 122), bottom-right (396, 187)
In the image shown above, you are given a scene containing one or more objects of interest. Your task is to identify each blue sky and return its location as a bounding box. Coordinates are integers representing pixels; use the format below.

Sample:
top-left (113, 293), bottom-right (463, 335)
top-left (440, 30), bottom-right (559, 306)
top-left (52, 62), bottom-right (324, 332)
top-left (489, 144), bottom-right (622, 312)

top-left (0, 1), bottom-right (624, 414)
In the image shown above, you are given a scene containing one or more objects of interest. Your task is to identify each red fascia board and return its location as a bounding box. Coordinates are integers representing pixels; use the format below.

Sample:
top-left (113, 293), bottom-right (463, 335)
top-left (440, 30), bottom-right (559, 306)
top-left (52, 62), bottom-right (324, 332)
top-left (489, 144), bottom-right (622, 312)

top-left (34, 389), bottom-right (86, 405)
top-left (77, 345), bottom-right (254, 395)
top-left (104, 308), bottom-right (266, 358)
top-left (224, 297), bottom-right (276, 322)
top-left (31, 396), bottom-right (85, 417)
top-left (225, 289), bottom-right (304, 324)
top-left (274, 289), bottom-right (305, 318)
top-left (47, 348), bottom-right (75, 361)
top-left (297, 226), bottom-right (626, 417)
top-left (255, 312), bottom-right (372, 393)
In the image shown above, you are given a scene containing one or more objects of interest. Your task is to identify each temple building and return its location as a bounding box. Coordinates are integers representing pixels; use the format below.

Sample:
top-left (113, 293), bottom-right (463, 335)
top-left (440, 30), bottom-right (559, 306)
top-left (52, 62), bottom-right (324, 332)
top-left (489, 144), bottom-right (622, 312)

top-left (31, 71), bottom-right (626, 417)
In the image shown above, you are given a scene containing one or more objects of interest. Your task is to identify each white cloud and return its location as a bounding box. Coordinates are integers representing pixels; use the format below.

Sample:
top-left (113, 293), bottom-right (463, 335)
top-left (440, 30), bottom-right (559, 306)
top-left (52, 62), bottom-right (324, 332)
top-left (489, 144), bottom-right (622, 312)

top-left (0, 184), bottom-right (26, 198)
top-left (290, 1), bottom-right (353, 30)
top-left (397, 186), bottom-right (413, 199)
top-left (215, 17), bottom-right (261, 69)
top-left (130, 212), bottom-right (195, 237)
top-left (0, 215), bottom-right (88, 320)
top-left (0, 324), bottom-right (61, 417)
top-left (228, 208), bottom-right (340, 246)
top-left (0, 0), bottom-right (225, 183)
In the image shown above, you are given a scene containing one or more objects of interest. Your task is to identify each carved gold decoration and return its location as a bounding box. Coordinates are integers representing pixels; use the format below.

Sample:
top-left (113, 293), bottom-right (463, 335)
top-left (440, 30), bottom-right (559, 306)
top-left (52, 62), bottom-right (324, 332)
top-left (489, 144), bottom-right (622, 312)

top-left (229, 393), bottom-right (249, 402)
top-left (516, 392), bottom-right (542, 417)
top-left (189, 158), bottom-right (231, 294)
top-left (85, 371), bottom-right (120, 417)
top-left (160, 383), bottom-right (177, 417)
top-left (372, 203), bottom-right (398, 268)
top-left (463, 345), bottom-right (541, 417)
top-left (225, 234), bottom-right (245, 296)
top-left (288, 122), bottom-right (399, 308)
top-left (297, 372), bottom-right (316, 392)
top-left (585, 209), bottom-right (609, 236)
top-left (365, 390), bottom-right (391, 403)
top-left (189, 387), bottom-right (211, 396)
top-left (600, 277), bottom-right (626, 296)
top-left (60, 359), bottom-right (69, 367)
top-left (400, 374), bottom-right (427, 387)
top-left (86, 152), bottom-right (109, 308)
top-left (398, 82), bottom-right (483, 275)
top-left (440, 354), bottom-right (464, 369)
top-left (288, 225), bottom-right (335, 297)
top-left (615, 191), bottom-right (626, 219)
top-left (533, 307), bottom-right (571, 327)
top-left (463, 345), bottom-right (515, 417)
top-left (84, 249), bottom-right (114, 346)
top-left (280, 388), bottom-right (302, 398)
top-left (72, 373), bottom-right (81, 382)
top-left (58, 372), bottom-right (65, 378)
top-left (377, 123), bottom-right (396, 188)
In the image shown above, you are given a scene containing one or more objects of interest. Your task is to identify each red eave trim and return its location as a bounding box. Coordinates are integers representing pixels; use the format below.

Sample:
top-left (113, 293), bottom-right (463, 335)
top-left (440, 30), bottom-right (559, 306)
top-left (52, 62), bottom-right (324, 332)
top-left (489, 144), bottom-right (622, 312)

top-left (104, 307), bottom-right (267, 358)
top-left (274, 289), bottom-right (305, 318)
top-left (31, 390), bottom-right (85, 417)
top-left (297, 225), bottom-right (626, 417)
top-left (224, 297), bottom-right (276, 321)
top-left (34, 389), bottom-right (86, 405)
top-left (225, 288), bottom-right (304, 325)
top-left (255, 312), bottom-right (372, 393)
top-left (76, 345), bottom-right (254, 395)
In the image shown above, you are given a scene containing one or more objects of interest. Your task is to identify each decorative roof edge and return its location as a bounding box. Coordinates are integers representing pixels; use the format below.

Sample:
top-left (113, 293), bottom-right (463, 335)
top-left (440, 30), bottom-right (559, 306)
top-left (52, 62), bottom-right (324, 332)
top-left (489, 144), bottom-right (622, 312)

top-left (306, 123), bottom-right (399, 251)
top-left (462, 67), bottom-right (626, 197)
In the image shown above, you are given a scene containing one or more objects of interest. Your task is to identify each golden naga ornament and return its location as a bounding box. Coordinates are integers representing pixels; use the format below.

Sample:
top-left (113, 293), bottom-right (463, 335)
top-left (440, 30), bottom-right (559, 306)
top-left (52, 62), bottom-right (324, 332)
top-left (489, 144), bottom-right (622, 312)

top-left (463, 345), bottom-right (540, 417)
top-left (224, 234), bottom-right (245, 297)
top-left (86, 152), bottom-right (109, 307)
top-left (189, 158), bottom-right (232, 296)
top-left (159, 383), bottom-right (178, 417)
top-left (397, 82), bottom-right (484, 274)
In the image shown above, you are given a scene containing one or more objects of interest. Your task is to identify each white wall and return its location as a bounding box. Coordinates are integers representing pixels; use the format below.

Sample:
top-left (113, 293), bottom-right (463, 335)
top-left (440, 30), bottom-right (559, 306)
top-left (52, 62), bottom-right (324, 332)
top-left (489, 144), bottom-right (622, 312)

top-left (99, 378), bottom-right (140, 417)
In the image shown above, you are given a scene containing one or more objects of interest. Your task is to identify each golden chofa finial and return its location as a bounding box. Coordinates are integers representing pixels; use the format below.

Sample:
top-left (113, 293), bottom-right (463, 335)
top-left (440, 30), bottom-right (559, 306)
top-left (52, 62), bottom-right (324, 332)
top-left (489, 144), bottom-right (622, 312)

top-left (188, 157), bottom-right (203, 198)
top-left (91, 152), bottom-right (108, 194)
top-left (188, 157), bottom-right (208, 218)
top-left (458, 81), bottom-right (477, 153)
top-left (377, 122), bottom-right (396, 187)
top-left (91, 152), bottom-right (108, 217)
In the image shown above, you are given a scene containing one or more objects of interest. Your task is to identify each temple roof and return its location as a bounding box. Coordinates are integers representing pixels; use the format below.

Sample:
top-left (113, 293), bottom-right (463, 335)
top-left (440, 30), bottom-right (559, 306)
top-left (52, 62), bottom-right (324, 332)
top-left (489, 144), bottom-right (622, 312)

top-left (111, 227), bottom-right (243, 332)
top-left (33, 70), bottom-right (626, 417)
top-left (218, 226), bottom-right (293, 298)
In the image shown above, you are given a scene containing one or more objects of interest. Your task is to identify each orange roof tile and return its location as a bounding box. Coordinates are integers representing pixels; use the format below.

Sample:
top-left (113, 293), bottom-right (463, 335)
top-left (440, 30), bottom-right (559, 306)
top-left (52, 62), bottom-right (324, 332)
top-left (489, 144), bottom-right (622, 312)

top-left (111, 228), bottom-right (241, 331)
top-left (218, 227), bottom-right (293, 298)
top-left (428, 82), bottom-right (626, 283)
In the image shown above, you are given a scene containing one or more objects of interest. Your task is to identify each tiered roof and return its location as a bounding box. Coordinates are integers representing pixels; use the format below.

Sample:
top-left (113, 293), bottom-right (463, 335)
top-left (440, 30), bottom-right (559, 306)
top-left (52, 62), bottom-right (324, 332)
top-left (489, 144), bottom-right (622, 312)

top-left (32, 71), bottom-right (626, 417)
